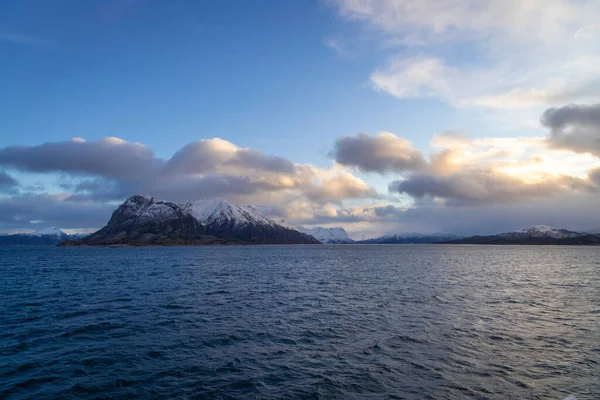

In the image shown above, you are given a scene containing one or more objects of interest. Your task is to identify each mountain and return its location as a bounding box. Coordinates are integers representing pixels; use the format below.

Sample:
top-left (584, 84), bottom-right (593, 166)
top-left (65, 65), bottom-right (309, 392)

top-left (358, 232), bottom-right (462, 244)
top-left (28, 227), bottom-right (66, 237)
top-left (441, 225), bottom-right (600, 245)
top-left (297, 226), bottom-right (353, 243)
top-left (0, 227), bottom-right (71, 245)
top-left (58, 195), bottom-right (320, 246)
top-left (182, 198), bottom-right (320, 244)
top-left (60, 195), bottom-right (224, 247)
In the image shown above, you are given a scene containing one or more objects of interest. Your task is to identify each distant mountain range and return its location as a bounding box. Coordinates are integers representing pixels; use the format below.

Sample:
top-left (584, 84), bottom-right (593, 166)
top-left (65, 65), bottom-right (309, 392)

top-left (296, 225), bottom-right (600, 245)
top-left (4, 200), bottom-right (599, 247)
top-left (357, 232), bottom-right (462, 244)
top-left (0, 227), bottom-right (86, 245)
top-left (441, 225), bottom-right (600, 245)
top-left (59, 195), bottom-right (320, 246)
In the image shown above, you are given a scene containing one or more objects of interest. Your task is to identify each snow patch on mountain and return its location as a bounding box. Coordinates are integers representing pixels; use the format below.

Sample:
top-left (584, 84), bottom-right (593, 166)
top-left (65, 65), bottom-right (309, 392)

top-left (183, 198), bottom-right (282, 228)
top-left (501, 225), bottom-right (583, 239)
top-left (119, 195), bottom-right (181, 223)
top-left (297, 226), bottom-right (352, 243)
top-left (28, 227), bottom-right (66, 237)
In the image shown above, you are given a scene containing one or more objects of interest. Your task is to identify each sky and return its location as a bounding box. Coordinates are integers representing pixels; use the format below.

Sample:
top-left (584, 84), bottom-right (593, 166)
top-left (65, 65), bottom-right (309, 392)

top-left (1, 0), bottom-right (600, 238)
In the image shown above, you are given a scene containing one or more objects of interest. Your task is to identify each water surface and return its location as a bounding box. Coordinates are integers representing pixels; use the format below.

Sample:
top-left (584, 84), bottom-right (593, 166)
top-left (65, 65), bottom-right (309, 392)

top-left (1, 245), bottom-right (598, 399)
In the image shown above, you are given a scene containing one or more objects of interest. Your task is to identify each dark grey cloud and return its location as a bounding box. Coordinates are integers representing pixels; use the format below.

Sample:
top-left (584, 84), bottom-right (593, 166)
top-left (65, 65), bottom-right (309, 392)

top-left (0, 170), bottom-right (19, 193)
top-left (541, 103), bottom-right (600, 156)
top-left (0, 138), bottom-right (159, 179)
top-left (589, 168), bottom-right (600, 186)
top-left (330, 132), bottom-right (427, 173)
top-left (389, 171), bottom-right (593, 206)
top-left (0, 193), bottom-right (115, 230)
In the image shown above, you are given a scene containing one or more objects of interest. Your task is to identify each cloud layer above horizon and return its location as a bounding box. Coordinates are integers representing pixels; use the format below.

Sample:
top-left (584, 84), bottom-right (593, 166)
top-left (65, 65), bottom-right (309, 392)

top-left (1, 103), bottom-right (600, 237)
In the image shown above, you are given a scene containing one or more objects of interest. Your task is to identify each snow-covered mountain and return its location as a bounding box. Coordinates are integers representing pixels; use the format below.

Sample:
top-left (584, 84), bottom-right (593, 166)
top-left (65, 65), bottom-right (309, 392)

top-left (359, 232), bottom-right (461, 244)
top-left (61, 195), bottom-right (216, 246)
top-left (297, 226), bottom-right (353, 243)
top-left (183, 198), bottom-right (281, 229)
top-left (60, 195), bottom-right (320, 246)
top-left (182, 198), bottom-right (320, 244)
top-left (0, 226), bottom-right (71, 245)
top-left (27, 227), bottom-right (67, 237)
top-left (499, 225), bottom-right (584, 239)
top-left (442, 225), bottom-right (600, 245)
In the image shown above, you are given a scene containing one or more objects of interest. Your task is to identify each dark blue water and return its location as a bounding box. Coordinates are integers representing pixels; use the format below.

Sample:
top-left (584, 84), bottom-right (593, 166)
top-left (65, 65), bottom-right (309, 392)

top-left (1, 245), bottom-right (599, 399)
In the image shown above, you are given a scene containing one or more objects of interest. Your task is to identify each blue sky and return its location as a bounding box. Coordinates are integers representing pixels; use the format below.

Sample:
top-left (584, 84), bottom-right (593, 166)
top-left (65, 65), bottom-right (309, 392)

top-left (2, 1), bottom-right (469, 161)
top-left (1, 0), bottom-right (600, 237)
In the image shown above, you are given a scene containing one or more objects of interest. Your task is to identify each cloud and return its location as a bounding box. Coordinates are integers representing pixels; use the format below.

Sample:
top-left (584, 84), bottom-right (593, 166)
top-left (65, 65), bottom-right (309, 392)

top-left (164, 138), bottom-right (295, 175)
top-left (331, 0), bottom-right (586, 43)
top-left (3, 114), bottom-right (600, 235)
top-left (303, 170), bottom-right (378, 203)
top-left (0, 193), bottom-right (115, 230)
top-left (389, 170), bottom-right (592, 206)
top-left (330, 0), bottom-right (600, 109)
top-left (330, 132), bottom-right (427, 173)
top-left (324, 37), bottom-right (344, 54)
top-left (542, 103), bottom-right (600, 156)
top-left (0, 171), bottom-right (19, 193)
top-left (0, 137), bottom-right (158, 179)
top-left (0, 136), bottom-right (380, 230)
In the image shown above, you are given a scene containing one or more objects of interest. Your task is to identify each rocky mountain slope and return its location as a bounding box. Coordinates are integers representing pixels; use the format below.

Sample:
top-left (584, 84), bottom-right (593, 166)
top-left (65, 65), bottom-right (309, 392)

top-left (60, 195), bottom-right (224, 246)
top-left (441, 225), bottom-right (600, 245)
top-left (297, 226), bottom-right (353, 243)
top-left (182, 198), bottom-right (320, 244)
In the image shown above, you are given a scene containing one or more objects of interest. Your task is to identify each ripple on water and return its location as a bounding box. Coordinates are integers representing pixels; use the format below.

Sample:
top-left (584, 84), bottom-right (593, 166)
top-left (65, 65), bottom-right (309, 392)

top-left (0, 245), bottom-right (599, 399)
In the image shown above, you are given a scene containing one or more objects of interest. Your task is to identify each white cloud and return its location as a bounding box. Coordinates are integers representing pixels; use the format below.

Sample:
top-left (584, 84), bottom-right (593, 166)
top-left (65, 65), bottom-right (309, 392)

top-left (331, 0), bottom-right (600, 109)
top-left (324, 37), bottom-right (344, 54)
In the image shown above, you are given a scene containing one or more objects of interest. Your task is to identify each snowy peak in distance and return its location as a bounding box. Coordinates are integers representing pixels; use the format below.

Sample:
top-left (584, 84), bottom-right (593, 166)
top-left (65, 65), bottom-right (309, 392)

top-left (297, 226), bottom-right (353, 244)
top-left (359, 232), bottom-right (461, 244)
top-left (511, 225), bottom-right (582, 239)
top-left (441, 225), bottom-right (600, 245)
top-left (28, 227), bottom-right (67, 237)
top-left (0, 226), bottom-right (73, 245)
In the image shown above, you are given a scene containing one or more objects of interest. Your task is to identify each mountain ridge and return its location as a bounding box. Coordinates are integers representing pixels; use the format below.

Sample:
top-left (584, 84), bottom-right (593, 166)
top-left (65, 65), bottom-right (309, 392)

top-left (440, 225), bottom-right (600, 245)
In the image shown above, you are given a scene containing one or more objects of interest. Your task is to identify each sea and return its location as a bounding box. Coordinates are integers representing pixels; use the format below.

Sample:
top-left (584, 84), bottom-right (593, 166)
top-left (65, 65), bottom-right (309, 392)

top-left (0, 245), bottom-right (598, 399)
